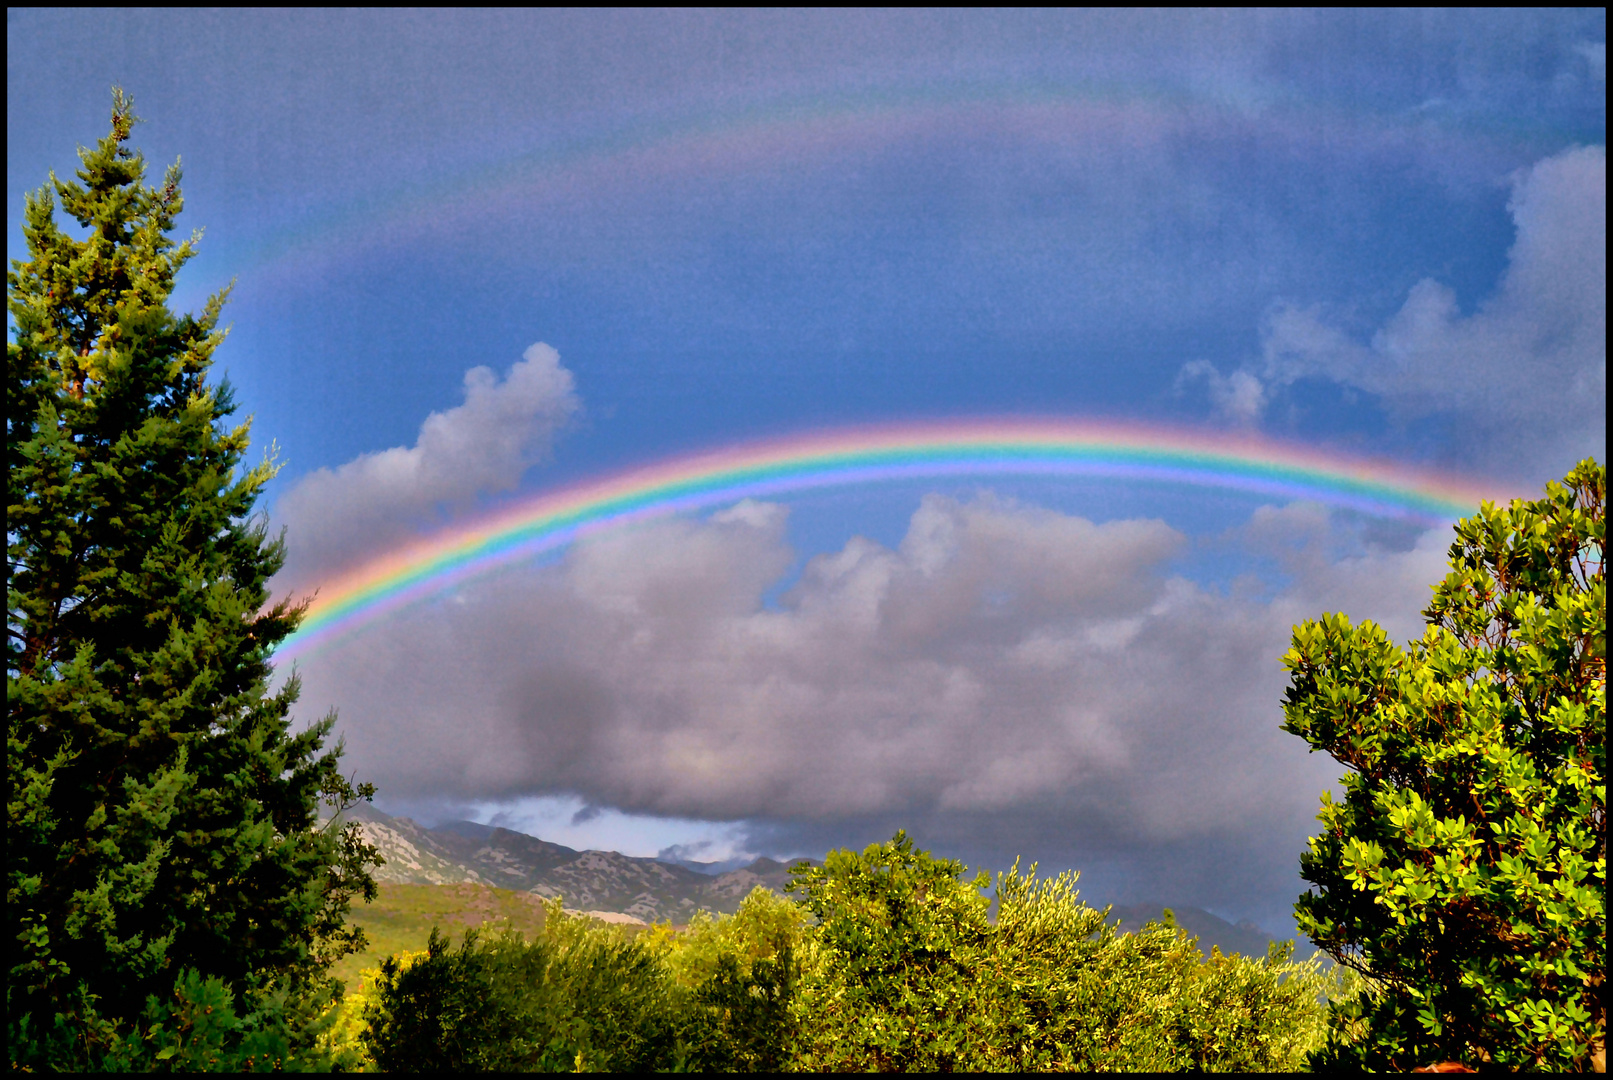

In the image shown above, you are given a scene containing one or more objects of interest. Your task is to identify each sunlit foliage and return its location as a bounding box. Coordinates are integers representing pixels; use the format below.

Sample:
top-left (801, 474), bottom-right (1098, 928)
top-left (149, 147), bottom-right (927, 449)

top-left (786, 830), bottom-right (1338, 1071)
top-left (1283, 459), bottom-right (1605, 1070)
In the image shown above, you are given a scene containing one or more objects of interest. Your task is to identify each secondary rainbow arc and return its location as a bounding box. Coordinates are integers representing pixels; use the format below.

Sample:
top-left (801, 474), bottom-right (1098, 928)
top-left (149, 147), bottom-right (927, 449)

top-left (276, 420), bottom-right (1511, 660)
top-left (248, 88), bottom-right (1553, 284)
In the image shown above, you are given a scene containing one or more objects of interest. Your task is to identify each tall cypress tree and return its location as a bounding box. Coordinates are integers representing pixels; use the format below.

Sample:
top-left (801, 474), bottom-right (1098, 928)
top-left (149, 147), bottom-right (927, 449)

top-left (7, 89), bottom-right (378, 1062)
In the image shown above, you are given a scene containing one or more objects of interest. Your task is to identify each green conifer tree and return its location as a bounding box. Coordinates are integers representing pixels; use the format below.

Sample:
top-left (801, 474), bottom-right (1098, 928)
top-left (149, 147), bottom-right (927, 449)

top-left (7, 88), bottom-right (379, 1066)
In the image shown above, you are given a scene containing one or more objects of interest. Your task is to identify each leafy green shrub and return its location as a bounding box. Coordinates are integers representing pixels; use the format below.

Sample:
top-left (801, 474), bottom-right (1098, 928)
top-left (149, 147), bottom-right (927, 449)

top-left (343, 848), bottom-right (1349, 1071)
top-left (1167, 941), bottom-right (1349, 1071)
top-left (316, 947), bottom-right (427, 1069)
top-left (357, 891), bottom-right (808, 1072)
top-left (658, 884), bottom-right (808, 990)
top-left (785, 830), bottom-right (994, 1070)
top-left (985, 861), bottom-right (1198, 1071)
top-left (784, 831), bottom-right (1337, 1071)
top-left (1281, 459), bottom-right (1605, 1071)
top-left (658, 887), bottom-right (806, 1070)
top-left (359, 900), bottom-right (692, 1072)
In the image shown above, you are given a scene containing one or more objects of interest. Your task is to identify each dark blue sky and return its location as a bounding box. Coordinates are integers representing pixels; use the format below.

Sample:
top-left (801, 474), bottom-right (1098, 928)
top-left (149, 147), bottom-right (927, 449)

top-left (9, 9), bottom-right (1604, 935)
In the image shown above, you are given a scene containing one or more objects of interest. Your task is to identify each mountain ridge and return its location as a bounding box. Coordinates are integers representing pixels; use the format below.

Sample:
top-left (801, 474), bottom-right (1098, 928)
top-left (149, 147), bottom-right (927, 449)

top-left (336, 803), bottom-right (810, 922)
top-left (336, 804), bottom-right (1288, 957)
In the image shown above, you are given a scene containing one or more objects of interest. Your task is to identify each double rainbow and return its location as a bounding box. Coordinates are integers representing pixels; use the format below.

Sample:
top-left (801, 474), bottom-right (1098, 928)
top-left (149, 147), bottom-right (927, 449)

top-left (276, 419), bottom-right (1509, 660)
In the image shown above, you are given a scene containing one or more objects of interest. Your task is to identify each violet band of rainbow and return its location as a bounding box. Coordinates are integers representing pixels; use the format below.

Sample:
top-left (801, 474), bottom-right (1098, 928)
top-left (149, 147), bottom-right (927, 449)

top-left (275, 420), bottom-right (1515, 661)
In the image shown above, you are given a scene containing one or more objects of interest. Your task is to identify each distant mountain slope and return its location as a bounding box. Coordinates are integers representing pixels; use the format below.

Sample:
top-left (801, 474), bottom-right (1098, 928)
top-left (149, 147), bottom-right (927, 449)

top-left (336, 803), bottom-right (816, 921)
top-left (1107, 904), bottom-right (1280, 960)
top-left (341, 803), bottom-right (491, 886)
top-left (441, 825), bottom-right (584, 890)
top-left (336, 806), bottom-right (1292, 957)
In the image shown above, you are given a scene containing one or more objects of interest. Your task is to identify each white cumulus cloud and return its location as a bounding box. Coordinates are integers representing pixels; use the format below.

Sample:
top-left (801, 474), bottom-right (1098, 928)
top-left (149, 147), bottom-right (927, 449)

top-left (272, 342), bottom-right (579, 588)
top-left (1175, 360), bottom-right (1268, 426)
top-left (1178, 145), bottom-right (1606, 478)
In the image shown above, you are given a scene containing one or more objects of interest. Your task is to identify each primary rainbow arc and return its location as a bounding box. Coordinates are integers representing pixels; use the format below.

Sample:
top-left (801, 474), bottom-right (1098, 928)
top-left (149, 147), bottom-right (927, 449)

top-left (276, 419), bottom-right (1508, 660)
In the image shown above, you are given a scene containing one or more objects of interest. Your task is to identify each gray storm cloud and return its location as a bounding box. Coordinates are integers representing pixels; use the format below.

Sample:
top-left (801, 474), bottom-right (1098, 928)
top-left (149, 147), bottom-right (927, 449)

top-left (272, 342), bottom-right (579, 588)
top-left (296, 492), bottom-right (1448, 875)
top-left (1182, 145), bottom-right (1607, 478)
top-left (270, 339), bottom-right (1459, 930)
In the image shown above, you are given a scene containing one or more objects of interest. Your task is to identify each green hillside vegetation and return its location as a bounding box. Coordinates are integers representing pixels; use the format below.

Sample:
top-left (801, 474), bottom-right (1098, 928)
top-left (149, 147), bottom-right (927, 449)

top-left (322, 810), bottom-right (1304, 1014)
top-left (328, 878), bottom-right (1292, 1001)
top-left (328, 884), bottom-right (553, 1000)
top-left (338, 801), bottom-right (1293, 960)
top-left (330, 836), bottom-right (1355, 1071)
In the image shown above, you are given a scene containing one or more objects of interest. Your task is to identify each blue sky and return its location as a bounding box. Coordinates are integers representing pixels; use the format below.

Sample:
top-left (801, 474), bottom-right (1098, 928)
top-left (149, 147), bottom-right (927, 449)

top-left (8, 10), bottom-right (1605, 936)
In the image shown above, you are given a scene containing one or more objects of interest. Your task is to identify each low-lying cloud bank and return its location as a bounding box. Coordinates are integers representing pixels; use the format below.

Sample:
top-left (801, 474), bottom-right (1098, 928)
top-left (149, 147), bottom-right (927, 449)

top-left (289, 487), bottom-right (1452, 930)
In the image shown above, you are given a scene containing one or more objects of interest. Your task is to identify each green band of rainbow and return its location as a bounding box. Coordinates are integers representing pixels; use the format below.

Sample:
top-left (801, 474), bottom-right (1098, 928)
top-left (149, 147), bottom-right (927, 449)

top-left (276, 419), bottom-right (1511, 660)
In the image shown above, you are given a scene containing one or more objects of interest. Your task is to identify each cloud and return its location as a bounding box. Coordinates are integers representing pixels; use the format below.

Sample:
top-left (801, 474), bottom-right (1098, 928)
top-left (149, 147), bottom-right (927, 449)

top-left (1177, 145), bottom-right (1606, 477)
top-left (272, 343), bottom-right (579, 586)
top-left (296, 489), bottom-right (1451, 927)
top-left (1573, 41), bottom-right (1605, 84)
top-left (1175, 359), bottom-right (1267, 426)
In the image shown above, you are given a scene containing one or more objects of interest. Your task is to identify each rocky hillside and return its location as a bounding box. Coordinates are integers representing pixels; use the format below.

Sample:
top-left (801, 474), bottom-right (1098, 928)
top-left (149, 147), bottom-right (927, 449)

top-left (335, 803), bottom-right (810, 923)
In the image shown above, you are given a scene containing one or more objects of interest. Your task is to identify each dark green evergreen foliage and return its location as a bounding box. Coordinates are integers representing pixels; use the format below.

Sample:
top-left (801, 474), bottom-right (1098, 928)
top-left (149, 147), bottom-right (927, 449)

top-left (360, 923), bottom-right (695, 1072)
top-left (1282, 460), bottom-right (1605, 1070)
top-left (7, 89), bottom-right (379, 1065)
top-left (10, 967), bottom-right (357, 1072)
